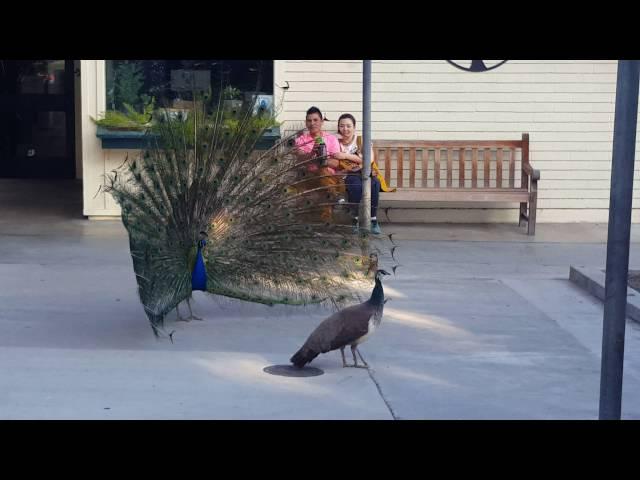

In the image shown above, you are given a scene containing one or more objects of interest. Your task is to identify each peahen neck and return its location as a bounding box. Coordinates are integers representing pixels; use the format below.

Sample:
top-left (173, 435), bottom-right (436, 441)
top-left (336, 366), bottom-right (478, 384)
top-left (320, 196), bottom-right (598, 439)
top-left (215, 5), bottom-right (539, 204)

top-left (368, 277), bottom-right (385, 306)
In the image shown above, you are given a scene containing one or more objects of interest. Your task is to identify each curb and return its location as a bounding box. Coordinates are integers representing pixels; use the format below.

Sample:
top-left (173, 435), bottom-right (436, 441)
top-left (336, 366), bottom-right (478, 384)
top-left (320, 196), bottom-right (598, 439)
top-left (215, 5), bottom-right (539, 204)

top-left (569, 265), bottom-right (640, 325)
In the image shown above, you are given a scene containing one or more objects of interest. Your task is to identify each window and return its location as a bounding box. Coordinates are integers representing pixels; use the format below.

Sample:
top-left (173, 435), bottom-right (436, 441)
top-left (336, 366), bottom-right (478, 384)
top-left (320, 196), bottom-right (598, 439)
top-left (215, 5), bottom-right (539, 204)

top-left (104, 60), bottom-right (274, 116)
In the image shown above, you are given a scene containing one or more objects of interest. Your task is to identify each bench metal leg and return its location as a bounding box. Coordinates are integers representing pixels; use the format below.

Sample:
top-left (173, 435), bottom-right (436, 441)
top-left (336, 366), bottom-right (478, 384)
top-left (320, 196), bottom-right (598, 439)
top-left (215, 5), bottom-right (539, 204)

top-left (527, 183), bottom-right (538, 236)
top-left (519, 202), bottom-right (528, 226)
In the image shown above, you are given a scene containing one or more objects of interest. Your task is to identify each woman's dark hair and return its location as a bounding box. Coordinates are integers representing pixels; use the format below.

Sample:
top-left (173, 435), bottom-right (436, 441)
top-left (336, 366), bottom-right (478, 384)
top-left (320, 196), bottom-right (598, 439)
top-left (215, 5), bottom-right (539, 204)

top-left (306, 106), bottom-right (328, 121)
top-left (337, 113), bottom-right (357, 128)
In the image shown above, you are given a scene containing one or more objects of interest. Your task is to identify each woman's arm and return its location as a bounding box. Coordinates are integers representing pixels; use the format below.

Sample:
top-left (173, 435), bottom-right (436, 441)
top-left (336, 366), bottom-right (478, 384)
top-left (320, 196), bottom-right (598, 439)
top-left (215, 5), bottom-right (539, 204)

top-left (331, 151), bottom-right (362, 164)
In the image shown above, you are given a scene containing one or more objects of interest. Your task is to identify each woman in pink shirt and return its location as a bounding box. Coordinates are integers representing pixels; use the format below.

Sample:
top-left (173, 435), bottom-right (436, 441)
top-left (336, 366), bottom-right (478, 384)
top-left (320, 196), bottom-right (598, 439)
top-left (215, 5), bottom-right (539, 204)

top-left (294, 106), bottom-right (344, 221)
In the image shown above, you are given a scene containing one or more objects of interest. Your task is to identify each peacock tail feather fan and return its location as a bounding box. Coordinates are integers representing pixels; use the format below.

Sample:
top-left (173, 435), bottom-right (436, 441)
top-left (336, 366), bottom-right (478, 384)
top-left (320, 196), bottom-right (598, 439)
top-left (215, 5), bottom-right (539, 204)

top-left (105, 94), bottom-right (388, 336)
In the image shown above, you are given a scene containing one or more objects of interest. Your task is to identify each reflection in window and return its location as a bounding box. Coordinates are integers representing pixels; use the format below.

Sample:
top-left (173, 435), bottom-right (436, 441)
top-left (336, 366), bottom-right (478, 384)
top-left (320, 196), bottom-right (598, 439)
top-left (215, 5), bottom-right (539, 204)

top-left (0, 60), bottom-right (66, 95)
top-left (104, 60), bottom-right (273, 121)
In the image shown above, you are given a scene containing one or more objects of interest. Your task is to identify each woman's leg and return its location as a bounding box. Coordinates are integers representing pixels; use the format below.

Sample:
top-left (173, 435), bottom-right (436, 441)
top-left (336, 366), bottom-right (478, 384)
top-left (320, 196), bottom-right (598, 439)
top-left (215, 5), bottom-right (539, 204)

top-left (345, 173), bottom-right (362, 218)
top-left (371, 176), bottom-right (380, 219)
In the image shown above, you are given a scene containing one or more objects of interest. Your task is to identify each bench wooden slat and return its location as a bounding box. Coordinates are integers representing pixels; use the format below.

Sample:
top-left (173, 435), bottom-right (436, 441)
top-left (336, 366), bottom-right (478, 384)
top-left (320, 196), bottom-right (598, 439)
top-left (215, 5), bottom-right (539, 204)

top-left (472, 148), bottom-right (478, 188)
top-left (509, 148), bottom-right (515, 188)
top-left (496, 149), bottom-right (503, 188)
top-left (521, 137), bottom-right (529, 189)
top-left (421, 149), bottom-right (428, 187)
top-left (434, 149), bottom-right (441, 188)
top-left (484, 148), bottom-right (491, 187)
top-left (410, 148), bottom-right (416, 188)
top-left (385, 148), bottom-right (391, 187)
top-left (447, 148), bottom-right (453, 187)
top-left (380, 188), bottom-right (530, 203)
top-left (459, 148), bottom-right (465, 188)
top-left (397, 148), bottom-right (404, 188)
top-left (374, 140), bottom-right (523, 148)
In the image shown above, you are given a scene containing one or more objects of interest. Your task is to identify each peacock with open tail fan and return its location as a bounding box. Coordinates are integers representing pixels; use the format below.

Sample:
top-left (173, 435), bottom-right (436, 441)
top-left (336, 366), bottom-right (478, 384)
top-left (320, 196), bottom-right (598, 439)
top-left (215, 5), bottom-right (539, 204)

top-left (104, 90), bottom-right (392, 337)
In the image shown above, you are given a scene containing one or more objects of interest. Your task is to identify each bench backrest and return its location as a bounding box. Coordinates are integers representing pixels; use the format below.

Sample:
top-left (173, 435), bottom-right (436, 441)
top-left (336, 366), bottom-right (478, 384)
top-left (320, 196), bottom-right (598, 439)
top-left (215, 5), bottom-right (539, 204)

top-left (371, 133), bottom-right (530, 190)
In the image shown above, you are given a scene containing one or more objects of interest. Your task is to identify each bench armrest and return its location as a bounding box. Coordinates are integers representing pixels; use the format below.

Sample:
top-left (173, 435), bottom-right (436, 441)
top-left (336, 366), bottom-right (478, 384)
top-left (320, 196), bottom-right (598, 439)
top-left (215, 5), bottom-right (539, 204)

top-left (523, 163), bottom-right (540, 181)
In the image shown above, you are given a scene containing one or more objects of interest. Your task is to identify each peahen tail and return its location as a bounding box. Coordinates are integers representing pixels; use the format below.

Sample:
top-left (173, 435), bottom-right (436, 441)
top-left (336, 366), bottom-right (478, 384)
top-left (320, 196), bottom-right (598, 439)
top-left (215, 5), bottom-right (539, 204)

top-left (290, 347), bottom-right (319, 368)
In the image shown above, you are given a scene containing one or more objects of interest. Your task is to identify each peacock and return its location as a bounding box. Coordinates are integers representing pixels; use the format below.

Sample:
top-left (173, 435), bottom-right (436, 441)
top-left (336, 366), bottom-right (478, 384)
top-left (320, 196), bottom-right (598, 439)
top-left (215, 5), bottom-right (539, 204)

top-left (104, 90), bottom-right (390, 337)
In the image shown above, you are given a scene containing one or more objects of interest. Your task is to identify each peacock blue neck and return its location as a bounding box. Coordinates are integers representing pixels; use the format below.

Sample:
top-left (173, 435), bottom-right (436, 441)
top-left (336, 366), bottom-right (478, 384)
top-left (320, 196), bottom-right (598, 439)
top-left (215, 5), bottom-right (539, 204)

top-left (191, 239), bottom-right (208, 291)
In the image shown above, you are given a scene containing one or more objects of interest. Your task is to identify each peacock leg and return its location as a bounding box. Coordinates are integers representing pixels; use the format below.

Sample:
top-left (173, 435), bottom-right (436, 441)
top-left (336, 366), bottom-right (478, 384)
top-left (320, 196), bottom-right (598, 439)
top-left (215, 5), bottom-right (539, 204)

top-left (176, 303), bottom-right (191, 322)
top-left (186, 298), bottom-right (203, 321)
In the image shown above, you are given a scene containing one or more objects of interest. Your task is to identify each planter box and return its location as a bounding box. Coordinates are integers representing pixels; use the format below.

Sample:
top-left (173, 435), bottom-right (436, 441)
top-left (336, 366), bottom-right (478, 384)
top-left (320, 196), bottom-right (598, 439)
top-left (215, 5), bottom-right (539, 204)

top-left (96, 126), bottom-right (281, 150)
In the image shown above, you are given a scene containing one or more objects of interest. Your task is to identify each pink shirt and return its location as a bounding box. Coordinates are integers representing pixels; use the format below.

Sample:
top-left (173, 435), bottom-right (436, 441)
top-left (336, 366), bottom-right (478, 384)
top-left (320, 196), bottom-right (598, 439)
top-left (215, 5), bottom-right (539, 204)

top-left (295, 131), bottom-right (340, 173)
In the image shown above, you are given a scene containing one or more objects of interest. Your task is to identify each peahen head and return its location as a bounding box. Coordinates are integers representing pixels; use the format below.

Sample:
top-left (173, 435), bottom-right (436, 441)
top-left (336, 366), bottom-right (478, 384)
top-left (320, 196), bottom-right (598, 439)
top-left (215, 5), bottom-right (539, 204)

top-left (375, 269), bottom-right (391, 281)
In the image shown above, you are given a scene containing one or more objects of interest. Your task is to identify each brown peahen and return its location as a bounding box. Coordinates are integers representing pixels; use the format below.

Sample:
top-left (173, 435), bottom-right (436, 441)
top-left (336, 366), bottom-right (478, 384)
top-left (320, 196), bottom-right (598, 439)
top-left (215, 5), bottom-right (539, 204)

top-left (104, 91), bottom-right (388, 337)
top-left (290, 269), bottom-right (391, 369)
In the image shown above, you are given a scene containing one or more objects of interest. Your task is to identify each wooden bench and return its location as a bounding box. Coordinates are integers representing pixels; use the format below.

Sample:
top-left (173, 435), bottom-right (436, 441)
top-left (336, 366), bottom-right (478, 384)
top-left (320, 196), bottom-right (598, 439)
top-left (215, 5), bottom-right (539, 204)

top-left (372, 133), bottom-right (540, 235)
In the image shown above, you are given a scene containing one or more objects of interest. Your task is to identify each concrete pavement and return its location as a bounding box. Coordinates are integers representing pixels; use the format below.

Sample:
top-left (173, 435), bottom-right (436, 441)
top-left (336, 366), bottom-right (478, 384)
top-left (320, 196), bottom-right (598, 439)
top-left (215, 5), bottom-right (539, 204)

top-left (2, 179), bottom-right (640, 419)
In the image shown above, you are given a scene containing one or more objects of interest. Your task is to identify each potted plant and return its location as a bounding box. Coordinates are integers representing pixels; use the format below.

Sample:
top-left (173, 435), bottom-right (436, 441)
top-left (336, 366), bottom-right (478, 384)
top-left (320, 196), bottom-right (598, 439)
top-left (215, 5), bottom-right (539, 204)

top-left (223, 86), bottom-right (243, 111)
top-left (92, 97), bottom-right (156, 131)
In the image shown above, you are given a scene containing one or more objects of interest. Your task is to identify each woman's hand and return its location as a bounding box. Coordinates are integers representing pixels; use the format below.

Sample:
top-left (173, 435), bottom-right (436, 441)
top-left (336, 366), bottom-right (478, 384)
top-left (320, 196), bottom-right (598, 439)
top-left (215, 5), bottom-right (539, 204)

top-left (331, 152), bottom-right (347, 160)
top-left (326, 158), bottom-right (340, 169)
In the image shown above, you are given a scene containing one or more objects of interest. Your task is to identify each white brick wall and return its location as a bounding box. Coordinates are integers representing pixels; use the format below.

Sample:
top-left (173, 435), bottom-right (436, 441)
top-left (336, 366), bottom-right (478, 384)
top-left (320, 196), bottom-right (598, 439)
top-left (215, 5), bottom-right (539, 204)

top-left (275, 60), bottom-right (640, 223)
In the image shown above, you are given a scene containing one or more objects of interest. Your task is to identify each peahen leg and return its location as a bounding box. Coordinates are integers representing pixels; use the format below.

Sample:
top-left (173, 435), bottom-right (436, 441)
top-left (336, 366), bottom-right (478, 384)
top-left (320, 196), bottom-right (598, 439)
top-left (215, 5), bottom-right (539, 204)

top-left (340, 347), bottom-right (349, 367)
top-left (356, 347), bottom-right (369, 368)
top-left (186, 298), bottom-right (203, 321)
top-left (351, 345), bottom-right (368, 369)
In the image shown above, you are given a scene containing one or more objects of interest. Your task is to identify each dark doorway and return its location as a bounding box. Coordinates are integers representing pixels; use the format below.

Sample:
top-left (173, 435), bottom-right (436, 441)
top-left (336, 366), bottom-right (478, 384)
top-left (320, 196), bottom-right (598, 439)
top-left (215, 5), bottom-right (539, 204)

top-left (0, 60), bottom-right (76, 178)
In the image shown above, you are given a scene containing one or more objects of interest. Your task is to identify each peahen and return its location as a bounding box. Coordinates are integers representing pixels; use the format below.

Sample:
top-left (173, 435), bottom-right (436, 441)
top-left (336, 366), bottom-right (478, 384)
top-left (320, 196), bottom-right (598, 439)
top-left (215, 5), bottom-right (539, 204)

top-left (290, 269), bottom-right (391, 369)
top-left (105, 91), bottom-right (386, 337)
